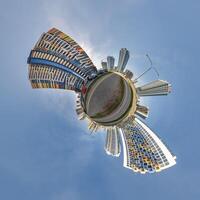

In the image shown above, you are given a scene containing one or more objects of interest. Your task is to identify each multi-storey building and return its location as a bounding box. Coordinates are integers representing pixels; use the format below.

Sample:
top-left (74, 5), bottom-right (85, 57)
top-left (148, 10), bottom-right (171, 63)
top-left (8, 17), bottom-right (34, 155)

top-left (105, 128), bottom-right (121, 157)
top-left (120, 118), bottom-right (176, 173)
top-left (136, 80), bottom-right (171, 96)
top-left (107, 56), bottom-right (115, 70)
top-left (28, 28), bottom-right (97, 91)
top-left (28, 28), bottom-right (176, 174)
top-left (117, 48), bottom-right (130, 72)
top-left (101, 61), bottom-right (107, 70)
top-left (135, 104), bottom-right (149, 119)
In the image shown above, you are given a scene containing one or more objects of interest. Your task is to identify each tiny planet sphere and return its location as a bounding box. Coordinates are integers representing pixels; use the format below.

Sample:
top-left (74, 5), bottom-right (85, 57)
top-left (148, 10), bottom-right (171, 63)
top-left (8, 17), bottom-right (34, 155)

top-left (83, 72), bottom-right (136, 126)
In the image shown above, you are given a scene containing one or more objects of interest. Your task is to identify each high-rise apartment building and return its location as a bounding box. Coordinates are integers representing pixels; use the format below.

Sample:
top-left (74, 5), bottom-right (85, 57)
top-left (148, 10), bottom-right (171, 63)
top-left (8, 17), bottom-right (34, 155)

top-left (28, 28), bottom-right (97, 91)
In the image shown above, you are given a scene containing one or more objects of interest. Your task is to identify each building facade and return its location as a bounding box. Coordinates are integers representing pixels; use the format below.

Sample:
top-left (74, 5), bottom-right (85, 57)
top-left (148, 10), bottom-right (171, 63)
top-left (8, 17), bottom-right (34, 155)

top-left (136, 80), bottom-right (171, 96)
top-left (107, 56), bottom-right (115, 70)
top-left (117, 48), bottom-right (130, 72)
top-left (28, 28), bottom-right (176, 174)
top-left (105, 128), bottom-right (121, 157)
top-left (120, 118), bottom-right (176, 173)
top-left (28, 28), bottom-right (97, 91)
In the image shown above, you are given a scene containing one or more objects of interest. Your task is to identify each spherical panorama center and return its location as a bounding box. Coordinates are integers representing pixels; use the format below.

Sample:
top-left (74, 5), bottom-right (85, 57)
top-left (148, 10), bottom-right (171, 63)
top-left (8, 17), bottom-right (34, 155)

top-left (83, 72), bottom-right (137, 126)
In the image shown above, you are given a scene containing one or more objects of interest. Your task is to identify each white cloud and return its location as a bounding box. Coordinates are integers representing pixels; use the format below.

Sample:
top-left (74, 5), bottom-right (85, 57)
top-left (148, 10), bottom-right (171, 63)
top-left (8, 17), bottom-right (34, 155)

top-left (43, 0), bottom-right (111, 68)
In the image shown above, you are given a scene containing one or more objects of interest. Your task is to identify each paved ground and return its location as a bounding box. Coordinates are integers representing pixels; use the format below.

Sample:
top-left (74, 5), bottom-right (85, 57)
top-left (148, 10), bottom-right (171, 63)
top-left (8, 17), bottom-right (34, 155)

top-left (85, 72), bottom-right (133, 125)
top-left (86, 73), bottom-right (124, 117)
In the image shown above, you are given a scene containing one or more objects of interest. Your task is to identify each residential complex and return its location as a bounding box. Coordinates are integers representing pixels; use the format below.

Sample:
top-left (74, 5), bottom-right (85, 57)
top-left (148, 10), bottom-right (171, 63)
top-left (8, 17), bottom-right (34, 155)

top-left (28, 28), bottom-right (176, 174)
top-left (28, 28), bottom-right (97, 91)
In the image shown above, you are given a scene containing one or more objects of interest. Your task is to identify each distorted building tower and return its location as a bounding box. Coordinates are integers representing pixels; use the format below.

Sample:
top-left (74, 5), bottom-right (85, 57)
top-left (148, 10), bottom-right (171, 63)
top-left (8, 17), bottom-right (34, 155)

top-left (27, 28), bottom-right (97, 92)
top-left (28, 28), bottom-right (176, 174)
top-left (120, 118), bottom-right (176, 173)
top-left (107, 56), bottom-right (115, 70)
top-left (136, 80), bottom-right (171, 96)
top-left (117, 48), bottom-right (130, 72)
top-left (101, 61), bottom-right (107, 70)
top-left (105, 128), bottom-right (121, 157)
top-left (135, 104), bottom-right (149, 119)
top-left (75, 93), bottom-right (86, 120)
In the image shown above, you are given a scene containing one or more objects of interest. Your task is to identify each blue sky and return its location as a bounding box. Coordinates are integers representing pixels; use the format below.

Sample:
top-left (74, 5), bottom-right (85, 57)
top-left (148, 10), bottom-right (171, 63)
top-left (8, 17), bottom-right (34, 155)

top-left (0, 0), bottom-right (200, 199)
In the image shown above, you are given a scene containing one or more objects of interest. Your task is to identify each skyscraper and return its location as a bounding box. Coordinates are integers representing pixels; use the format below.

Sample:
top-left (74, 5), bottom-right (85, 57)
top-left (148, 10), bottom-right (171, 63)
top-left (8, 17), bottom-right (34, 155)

top-left (120, 118), bottom-right (176, 173)
top-left (27, 28), bottom-right (97, 92)
top-left (105, 128), bottom-right (121, 157)
top-left (117, 48), bottom-right (130, 72)
top-left (101, 61), bottom-right (107, 70)
top-left (136, 80), bottom-right (171, 96)
top-left (28, 28), bottom-right (176, 174)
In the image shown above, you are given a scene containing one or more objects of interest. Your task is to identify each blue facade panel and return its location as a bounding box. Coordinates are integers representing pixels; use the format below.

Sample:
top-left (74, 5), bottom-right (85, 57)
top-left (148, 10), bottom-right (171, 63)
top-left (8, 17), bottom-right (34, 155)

top-left (29, 57), bottom-right (84, 80)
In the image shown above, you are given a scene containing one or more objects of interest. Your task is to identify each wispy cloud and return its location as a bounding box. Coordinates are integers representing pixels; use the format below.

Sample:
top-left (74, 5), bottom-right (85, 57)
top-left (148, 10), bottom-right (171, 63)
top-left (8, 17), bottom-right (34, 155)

top-left (43, 0), bottom-right (111, 67)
